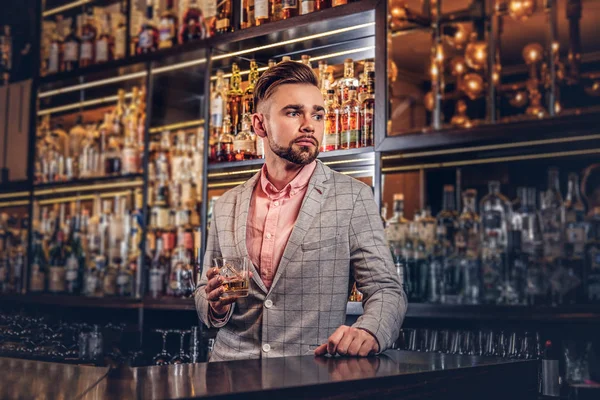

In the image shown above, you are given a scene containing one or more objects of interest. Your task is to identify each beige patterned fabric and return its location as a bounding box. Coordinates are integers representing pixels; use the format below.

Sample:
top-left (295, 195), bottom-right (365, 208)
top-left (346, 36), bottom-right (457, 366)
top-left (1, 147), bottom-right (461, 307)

top-left (195, 160), bottom-right (407, 361)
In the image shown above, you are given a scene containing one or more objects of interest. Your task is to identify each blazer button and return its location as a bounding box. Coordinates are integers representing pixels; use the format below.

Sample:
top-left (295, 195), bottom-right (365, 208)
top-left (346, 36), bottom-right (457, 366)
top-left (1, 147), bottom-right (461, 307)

top-left (262, 344), bottom-right (271, 353)
top-left (264, 299), bottom-right (273, 309)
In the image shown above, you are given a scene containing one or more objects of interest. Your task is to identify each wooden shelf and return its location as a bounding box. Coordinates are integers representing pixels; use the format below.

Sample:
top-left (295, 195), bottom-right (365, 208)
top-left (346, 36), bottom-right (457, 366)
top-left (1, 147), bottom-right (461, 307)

top-left (0, 293), bottom-right (142, 309)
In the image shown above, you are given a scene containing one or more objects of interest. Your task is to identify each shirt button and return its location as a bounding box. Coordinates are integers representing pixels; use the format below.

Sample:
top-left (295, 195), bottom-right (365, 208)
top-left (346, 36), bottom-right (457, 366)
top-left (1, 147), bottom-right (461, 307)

top-left (264, 299), bottom-right (273, 309)
top-left (262, 344), bottom-right (271, 353)
top-left (291, 191), bottom-right (296, 196)
top-left (266, 233), bottom-right (272, 239)
top-left (273, 201), bottom-right (279, 207)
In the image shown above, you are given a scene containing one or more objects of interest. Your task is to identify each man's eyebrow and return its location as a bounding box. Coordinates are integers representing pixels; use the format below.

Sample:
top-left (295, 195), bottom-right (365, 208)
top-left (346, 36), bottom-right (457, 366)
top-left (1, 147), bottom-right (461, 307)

top-left (281, 104), bottom-right (304, 111)
top-left (313, 105), bottom-right (325, 112)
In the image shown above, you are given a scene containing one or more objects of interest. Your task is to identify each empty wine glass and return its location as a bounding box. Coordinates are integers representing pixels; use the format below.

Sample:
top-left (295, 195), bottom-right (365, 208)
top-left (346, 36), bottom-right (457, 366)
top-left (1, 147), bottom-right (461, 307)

top-left (152, 329), bottom-right (172, 366)
top-left (170, 330), bottom-right (191, 364)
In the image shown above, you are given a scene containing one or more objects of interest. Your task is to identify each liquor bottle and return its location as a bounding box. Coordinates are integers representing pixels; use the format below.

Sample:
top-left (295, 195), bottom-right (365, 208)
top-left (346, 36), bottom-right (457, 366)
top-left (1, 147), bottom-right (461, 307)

top-left (116, 242), bottom-right (133, 297)
top-left (159, 0), bottom-right (179, 48)
top-left (211, 70), bottom-right (226, 139)
top-left (564, 173), bottom-right (588, 259)
top-left (216, 116), bottom-right (235, 162)
top-left (202, 0), bottom-right (218, 37)
top-left (104, 136), bottom-right (122, 176)
top-left (585, 207), bottom-right (600, 303)
top-left (386, 194), bottom-right (410, 251)
top-left (243, 60), bottom-right (259, 115)
top-left (179, 0), bottom-right (205, 43)
top-left (437, 185), bottom-right (459, 250)
top-left (233, 113), bottom-right (256, 160)
top-left (62, 20), bottom-right (80, 72)
top-left (122, 130), bottom-right (140, 175)
top-left (48, 225), bottom-right (66, 294)
top-left (402, 224), bottom-right (415, 301)
top-left (216, 0), bottom-right (233, 34)
top-left (340, 86), bottom-right (360, 149)
top-left (360, 71), bottom-right (375, 147)
top-left (301, 54), bottom-right (311, 67)
top-left (47, 25), bottom-right (62, 74)
top-left (337, 58), bottom-right (358, 105)
top-left (540, 168), bottom-right (565, 261)
top-left (272, 0), bottom-right (283, 21)
top-left (322, 89), bottom-right (340, 152)
top-left (318, 60), bottom-right (330, 96)
top-left (255, 0), bottom-right (271, 25)
top-left (514, 187), bottom-right (544, 258)
top-left (149, 237), bottom-right (166, 298)
top-left (480, 181), bottom-right (512, 304)
top-left (242, 0), bottom-right (255, 29)
top-left (358, 59), bottom-right (375, 104)
top-left (505, 229), bottom-right (527, 305)
top-left (228, 63), bottom-right (243, 134)
top-left (95, 13), bottom-right (113, 63)
top-left (114, 10), bottom-right (127, 59)
top-left (282, 0), bottom-right (298, 18)
top-left (316, 0), bottom-right (331, 10)
top-left (79, 7), bottom-right (97, 68)
top-left (418, 207), bottom-right (438, 250)
top-left (0, 25), bottom-right (11, 84)
top-left (437, 185), bottom-right (460, 304)
top-left (137, 0), bottom-right (159, 54)
top-left (456, 189), bottom-right (480, 304)
top-left (301, 0), bottom-right (315, 15)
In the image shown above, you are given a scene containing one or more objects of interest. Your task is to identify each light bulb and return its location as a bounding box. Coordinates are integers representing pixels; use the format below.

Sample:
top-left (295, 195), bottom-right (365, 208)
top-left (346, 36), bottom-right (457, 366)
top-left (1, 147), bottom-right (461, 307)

top-left (450, 57), bottom-right (467, 77)
top-left (424, 91), bottom-right (435, 112)
top-left (508, 0), bottom-right (536, 22)
top-left (388, 60), bottom-right (398, 83)
top-left (451, 100), bottom-right (471, 128)
top-left (509, 91), bottom-right (528, 108)
top-left (492, 63), bottom-right (502, 85)
top-left (445, 23), bottom-right (472, 50)
top-left (389, 0), bottom-right (407, 20)
top-left (584, 81), bottom-right (600, 97)
top-left (465, 41), bottom-right (488, 71)
top-left (460, 73), bottom-right (484, 100)
top-left (522, 43), bottom-right (544, 65)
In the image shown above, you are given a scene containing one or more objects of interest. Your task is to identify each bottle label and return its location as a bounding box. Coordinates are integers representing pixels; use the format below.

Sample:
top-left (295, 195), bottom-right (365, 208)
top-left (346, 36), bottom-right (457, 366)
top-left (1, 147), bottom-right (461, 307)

top-left (567, 225), bottom-right (586, 253)
top-left (211, 98), bottom-right (224, 127)
top-left (233, 138), bottom-right (255, 155)
top-left (96, 40), bottom-right (109, 62)
top-left (164, 232), bottom-right (176, 251)
top-left (216, 18), bottom-right (231, 30)
top-left (150, 271), bottom-right (163, 293)
top-left (362, 109), bottom-right (373, 145)
top-left (117, 274), bottom-right (130, 286)
top-left (123, 148), bottom-right (140, 174)
top-left (80, 42), bottom-right (92, 61)
top-left (156, 208), bottom-right (169, 228)
top-left (139, 30), bottom-right (153, 49)
top-left (48, 45), bottom-right (60, 73)
top-left (341, 129), bottom-right (359, 147)
top-left (255, 0), bottom-right (269, 18)
top-left (48, 266), bottom-right (66, 292)
top-left (115, 31), bottom-right (126, 58)
top-left (66, 269), bottom-right (78, 282)
top-left (159, 20), bottom-right (175, 46)
top-left (322, 131), bottom-right (339, 151)
top-left (64, 42), bottom-right (78, 62)
top-left (301, 0), bottom-right (315, 14)
top-left (483, 211), bottom-right (502, 229)
top-left (282, 0), bottom-right (298, 9)
top-left (184, 232), bottom-right (194, 250)
top-left (30, 267), bottom-right (45, 292)
top-left (104, 274), bottom-right (117, 295)
top-left (203, 0), bottom-right (218, 18)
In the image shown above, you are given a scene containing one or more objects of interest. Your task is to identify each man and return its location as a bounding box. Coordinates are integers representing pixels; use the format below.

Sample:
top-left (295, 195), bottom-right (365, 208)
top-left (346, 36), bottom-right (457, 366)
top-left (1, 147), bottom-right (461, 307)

top-left (195, 61), bottom-right (406, 361)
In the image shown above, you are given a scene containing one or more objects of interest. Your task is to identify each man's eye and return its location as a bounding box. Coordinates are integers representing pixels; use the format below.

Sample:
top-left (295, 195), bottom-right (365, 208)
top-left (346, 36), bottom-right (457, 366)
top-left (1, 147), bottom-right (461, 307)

top-left (287, 111), bottom-right (300, 117)
top-left (313, 114), bottom-right (324, 121)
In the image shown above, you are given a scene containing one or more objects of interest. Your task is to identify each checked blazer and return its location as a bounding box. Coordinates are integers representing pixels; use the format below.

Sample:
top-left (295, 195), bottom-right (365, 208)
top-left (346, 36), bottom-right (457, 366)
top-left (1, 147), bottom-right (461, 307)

top-left (195, 160), bottom-right (407, 361)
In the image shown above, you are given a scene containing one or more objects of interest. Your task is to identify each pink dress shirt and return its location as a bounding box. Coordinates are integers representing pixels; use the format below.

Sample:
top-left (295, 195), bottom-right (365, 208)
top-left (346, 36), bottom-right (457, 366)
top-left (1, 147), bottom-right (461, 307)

top-left (246, 161), bottom-right (317, 290)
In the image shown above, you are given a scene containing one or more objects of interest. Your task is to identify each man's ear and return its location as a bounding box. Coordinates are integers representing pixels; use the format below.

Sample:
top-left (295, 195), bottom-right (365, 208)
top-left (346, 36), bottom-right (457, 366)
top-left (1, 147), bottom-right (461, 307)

top-left (252, 114), bottom-right (267, 138)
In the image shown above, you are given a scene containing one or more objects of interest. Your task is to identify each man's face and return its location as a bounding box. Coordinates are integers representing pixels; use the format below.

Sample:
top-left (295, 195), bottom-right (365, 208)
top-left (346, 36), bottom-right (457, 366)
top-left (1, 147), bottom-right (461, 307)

top-left (253, 83), bottom-right (325, 165)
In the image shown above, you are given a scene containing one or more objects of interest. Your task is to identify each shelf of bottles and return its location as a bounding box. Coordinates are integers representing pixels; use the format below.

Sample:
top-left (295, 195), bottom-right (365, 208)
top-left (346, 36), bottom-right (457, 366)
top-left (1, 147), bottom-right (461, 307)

top-left (0, 205), bottom-right (29, 296)
top-left (386, 0), bottom-right (600, 142)
top-left (208, 56), bottom-right (376, 166)
top-left (381, 153), bottom-right (600, 313)
top-left (0, 25), bottom-right (12, 86)
top-left (39, 0), bottom-right (369, 80)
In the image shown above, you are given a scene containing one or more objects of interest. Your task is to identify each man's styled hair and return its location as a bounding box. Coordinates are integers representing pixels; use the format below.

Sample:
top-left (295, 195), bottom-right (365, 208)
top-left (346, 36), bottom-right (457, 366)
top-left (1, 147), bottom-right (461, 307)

top-left (253, 61), bottom-right (319, 112)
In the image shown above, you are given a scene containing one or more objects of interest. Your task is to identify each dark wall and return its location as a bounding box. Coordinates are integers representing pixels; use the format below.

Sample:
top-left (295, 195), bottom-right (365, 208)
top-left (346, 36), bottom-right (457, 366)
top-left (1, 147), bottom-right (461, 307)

top-left (1, 0), bottom-right (38, 83)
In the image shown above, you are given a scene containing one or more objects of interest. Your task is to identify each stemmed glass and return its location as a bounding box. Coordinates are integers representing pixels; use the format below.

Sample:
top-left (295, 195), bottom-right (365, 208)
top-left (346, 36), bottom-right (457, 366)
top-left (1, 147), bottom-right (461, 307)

top-left (152, 329), bottom-right (172, 366)
top-left (170, 330), bottom-right (191, 364)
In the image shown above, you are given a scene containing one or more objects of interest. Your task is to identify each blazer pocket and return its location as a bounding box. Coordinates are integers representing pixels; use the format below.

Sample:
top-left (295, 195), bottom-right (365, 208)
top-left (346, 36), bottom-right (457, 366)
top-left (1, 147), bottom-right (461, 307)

top-left (301, 236), bottom-right (338, 251)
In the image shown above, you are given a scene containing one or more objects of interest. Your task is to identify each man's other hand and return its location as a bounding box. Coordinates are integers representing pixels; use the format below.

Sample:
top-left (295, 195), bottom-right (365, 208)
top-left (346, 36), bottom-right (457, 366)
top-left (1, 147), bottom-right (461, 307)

top-left (314, 325), bottom-right (379, 357)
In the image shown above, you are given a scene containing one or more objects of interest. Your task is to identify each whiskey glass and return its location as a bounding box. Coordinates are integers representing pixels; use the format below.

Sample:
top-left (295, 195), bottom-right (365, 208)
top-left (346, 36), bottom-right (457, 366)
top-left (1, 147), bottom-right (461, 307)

top-left (212, 257), bottom-right (250, 297)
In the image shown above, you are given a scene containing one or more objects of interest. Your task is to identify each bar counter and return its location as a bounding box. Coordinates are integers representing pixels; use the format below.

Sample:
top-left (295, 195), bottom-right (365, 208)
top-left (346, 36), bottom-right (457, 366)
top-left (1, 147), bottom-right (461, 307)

top-left (1, 351), bottom-right (538, 399)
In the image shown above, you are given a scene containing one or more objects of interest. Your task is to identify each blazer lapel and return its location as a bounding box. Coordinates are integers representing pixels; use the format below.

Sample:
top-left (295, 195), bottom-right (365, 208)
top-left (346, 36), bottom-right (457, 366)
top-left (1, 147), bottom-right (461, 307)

top-left (268, 161), bottom-right (332, 294)
top-left (234, 172), bottom-right (269, 294)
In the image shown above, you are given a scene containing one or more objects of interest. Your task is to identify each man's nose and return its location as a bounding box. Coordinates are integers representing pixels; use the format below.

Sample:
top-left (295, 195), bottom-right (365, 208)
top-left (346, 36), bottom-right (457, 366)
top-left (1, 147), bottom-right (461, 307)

top-left (300, 114), bottom-right (315, 133)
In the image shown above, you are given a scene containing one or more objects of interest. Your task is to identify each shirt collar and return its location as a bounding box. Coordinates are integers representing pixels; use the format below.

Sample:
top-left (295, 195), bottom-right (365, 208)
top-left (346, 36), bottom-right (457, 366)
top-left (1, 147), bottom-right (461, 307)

top-left (260, 161), bottom-right (317, 199)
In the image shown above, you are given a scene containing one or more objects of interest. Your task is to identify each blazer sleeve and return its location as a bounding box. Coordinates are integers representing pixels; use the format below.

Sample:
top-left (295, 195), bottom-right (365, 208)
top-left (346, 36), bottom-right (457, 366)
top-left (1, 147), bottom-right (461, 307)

top-left (349, 184), bottom-right (407, 352)
top-left (194, 212), bottom-right (235, 328)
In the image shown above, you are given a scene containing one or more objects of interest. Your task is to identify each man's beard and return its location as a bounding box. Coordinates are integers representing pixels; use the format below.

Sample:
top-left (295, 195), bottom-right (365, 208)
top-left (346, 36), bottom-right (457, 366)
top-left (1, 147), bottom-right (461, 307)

top-left (267, 132), bottom-right (319, 166)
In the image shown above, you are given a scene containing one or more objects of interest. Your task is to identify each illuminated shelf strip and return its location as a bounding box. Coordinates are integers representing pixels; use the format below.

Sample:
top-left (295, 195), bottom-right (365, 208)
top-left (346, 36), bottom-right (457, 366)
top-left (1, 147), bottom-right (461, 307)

top-left (213, 45), bottom-right (376, 80)
top-left (382, 148), bottom-right (600, 173)
top-left (208, 181), bottom-right (247, 189)
top-left (0, 200), bottom-right (30, 208)
top-left (323, 157), bottom-right (373, 166)
top-left (38, 72), bottom-right (147, 99)
top-left (38, 190), bottom-right (133, 206)
top-left (382, 134), bottom-right (600, 161)
top-left (211, 22), bottom-right (375, 62)
top-left (0, 191), bottom-right (30, 200)
top-left (339, 169), bottom-right (373, 176)
top-left (34, 179), bottom-right (143, 196)
top-left (42, 0), bottom-right (91, 17)
top-left (207, 168), bottom-right (262, 179)
top-left (149, 119), bottom-right (205, 134)
top-left (38, 92), bottom-right (133, 116)
top-left (152, 58), bottom-right (208, 75)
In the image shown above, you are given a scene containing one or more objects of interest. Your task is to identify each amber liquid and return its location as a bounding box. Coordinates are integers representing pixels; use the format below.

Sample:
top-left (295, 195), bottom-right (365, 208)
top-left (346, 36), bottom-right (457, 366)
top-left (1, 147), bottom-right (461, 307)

top-left (222, 278), bottom-right (249, 297)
